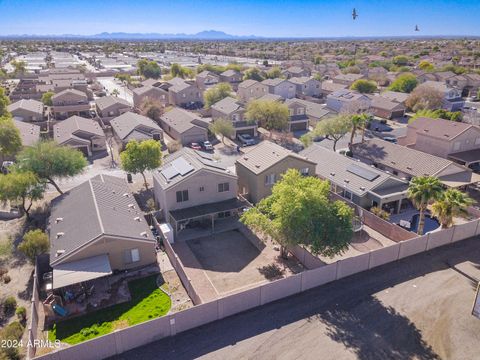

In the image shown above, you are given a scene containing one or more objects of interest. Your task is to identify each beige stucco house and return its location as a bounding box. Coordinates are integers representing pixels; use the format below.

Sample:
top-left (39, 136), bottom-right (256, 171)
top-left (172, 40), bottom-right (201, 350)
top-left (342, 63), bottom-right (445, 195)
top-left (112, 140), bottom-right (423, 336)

top-left (160, 108), bottom-right (208, 145)
top-left (235, 141), bottom-right (316, 203)
top-left (51, 88), bottom-right (90, 119)
top-left (7, 99), bottom-right (44, 122)
top-left (237, 80), bottom-right (268, 103)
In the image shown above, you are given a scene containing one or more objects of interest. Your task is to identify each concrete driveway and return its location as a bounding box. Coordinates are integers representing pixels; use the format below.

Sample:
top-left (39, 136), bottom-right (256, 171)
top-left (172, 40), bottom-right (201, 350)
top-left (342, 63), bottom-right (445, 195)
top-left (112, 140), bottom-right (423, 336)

top-left (112, 237), bottom-right (480, 360)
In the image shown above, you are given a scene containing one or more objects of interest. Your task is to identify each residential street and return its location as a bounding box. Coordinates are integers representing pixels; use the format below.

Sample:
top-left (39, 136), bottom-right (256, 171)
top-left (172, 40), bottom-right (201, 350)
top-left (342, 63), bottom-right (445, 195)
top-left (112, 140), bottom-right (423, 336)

top-left (97, 77), bottom-right (134, 104)
top-left (112, 237), bottom-right (480, 360)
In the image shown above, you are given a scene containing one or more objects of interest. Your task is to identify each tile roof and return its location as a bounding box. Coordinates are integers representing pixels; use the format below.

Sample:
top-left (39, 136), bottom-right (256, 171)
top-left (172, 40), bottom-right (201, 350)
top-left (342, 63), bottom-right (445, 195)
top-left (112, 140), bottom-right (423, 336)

top-left (211, 96), bottom-right (243, 114)
top-left (7, 99), bottom-right (44, 114)
top-left (301, 144), bottom-right (407, 196)
top-left (153, 147), bottom-right (236, 190)
top-left (49, 174), bottom-right (153, 265)
top-left (53, 115), bottom-right (105, 145)
top-left (13, 120), bottom-right (40, 146)
top-left (52, 88), bottom-right (87, 100)
top-left (160, 107), bottom-right (205, 134)
top-left (236, 141), bottom-right (313, 175)
top-left (408, 117), bottom-right (478, 141)
top-left (238, 79), bottom-right (259, 88)
top-left (95, 95), bottom-right (132, 111)
top-left (293, 99), bottom-right (333, 119)
top-left (351, 138), bottom-right (465, 178)
top-left (111, 111), bottom-right (162, 140)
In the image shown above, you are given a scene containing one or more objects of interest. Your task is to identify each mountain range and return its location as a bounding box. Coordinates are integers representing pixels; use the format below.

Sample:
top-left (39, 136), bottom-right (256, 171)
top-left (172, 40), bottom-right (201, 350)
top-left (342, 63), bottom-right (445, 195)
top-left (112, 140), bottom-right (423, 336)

top-left (0, 30), bottom-right (260, 40)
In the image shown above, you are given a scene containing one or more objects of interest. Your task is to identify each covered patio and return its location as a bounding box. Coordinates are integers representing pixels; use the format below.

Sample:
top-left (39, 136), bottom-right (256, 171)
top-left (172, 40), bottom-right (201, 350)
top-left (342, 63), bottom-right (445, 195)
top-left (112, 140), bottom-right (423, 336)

top-left (448, 149), bottom-right (480, 169)
top-left (168, 198), bottom-right (250, 241)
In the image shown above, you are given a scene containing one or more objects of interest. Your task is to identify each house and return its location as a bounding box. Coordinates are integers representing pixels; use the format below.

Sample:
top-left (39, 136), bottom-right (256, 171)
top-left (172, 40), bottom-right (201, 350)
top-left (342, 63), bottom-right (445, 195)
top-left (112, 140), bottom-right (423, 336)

top-left (48, 174), bottom-right (156, 290)
top-left (421, 81), bottom-right (464, 111)
top-left (380, 90), bottom-right (409, 105)
top-left (219, 70), bottom-right (243, 90)
top-left (159, 108), bottom-right (208, 145)
top-left (369, 95), bottom-right (406, 119)
top-left (398, 117), bottom-right (480, 169)
top-left (237, 79), bottom-right (268, 103)
top-left (282, 66), bottom-right (311, 79)
top-left (111, 112), bottom-right (163, 147)
top-left (53, 116), bottom-right (106, 156)
top-left (51, 88), bottom-right (90, 120)
top-left (95, 96), bottom-right (132, 120)
top-left (165, 78), bottom-right (202, 107)
top-left (351, 138), bottom-right (480, 188)
top-left (463, 73), bottom-right (480, 96)
top-left (7, 99), bottom-right (44, 122)
top-left (196, 71), bottom-right (220, 90)
top-left (13, 120), bottom-right (40, 147)
top-left (211, 97), bottom-right (257, 137)
top-left (132, 86), bottom-right (169, 109)
top-left (293, 99), bottom-right (336, 126)
top-left (326, 89), bottom-right (371, 113)
top-left (153, 148), bottom-right (245, 236)
top-left (332, 73), bottom-right (365, 86)
top-left (261, 78), bottom-right (296, 99)
top-left (235, 141), bottom-right (316, 203)
top-left (301, 144), bottom-right (409, 213)
top-left (289, 77), bottom-right (321, 97)
top-left (320, 81), bottom-right (348, 97)
top-left (284, 98), bottom-right (309, 131)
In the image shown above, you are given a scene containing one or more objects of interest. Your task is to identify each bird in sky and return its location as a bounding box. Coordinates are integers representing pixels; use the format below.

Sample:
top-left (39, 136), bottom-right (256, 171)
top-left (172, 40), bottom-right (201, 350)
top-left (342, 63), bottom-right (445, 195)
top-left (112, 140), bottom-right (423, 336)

top-left (352, 8), bottom-right (358, 20)
top-left (415, 24), bottom-right (420, 31)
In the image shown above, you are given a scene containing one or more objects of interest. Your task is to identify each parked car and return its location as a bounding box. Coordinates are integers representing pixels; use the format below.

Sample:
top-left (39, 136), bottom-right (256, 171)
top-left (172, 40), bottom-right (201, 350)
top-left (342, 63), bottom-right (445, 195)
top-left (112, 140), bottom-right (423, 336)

top-left (237, 134), bottom-right (255, 146)
top-left (190, 142), bottom-right (202, 150)
top-left (202, 141), bottom-right (214, 151)
top-left (383, 136), bottom-right (397, 143)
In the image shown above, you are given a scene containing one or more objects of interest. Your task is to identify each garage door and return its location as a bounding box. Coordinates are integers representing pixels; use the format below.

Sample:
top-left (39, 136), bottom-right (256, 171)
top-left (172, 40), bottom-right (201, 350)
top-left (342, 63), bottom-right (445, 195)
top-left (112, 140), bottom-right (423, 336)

top-left (236, 128), bottom-right (255, 136)
top-left (290, 122), bottom-right (308, 131)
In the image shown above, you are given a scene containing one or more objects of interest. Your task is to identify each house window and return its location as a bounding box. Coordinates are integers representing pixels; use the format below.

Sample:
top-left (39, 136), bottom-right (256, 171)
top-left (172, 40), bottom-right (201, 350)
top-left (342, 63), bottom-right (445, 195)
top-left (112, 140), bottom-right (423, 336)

top-left (265, 173), bottom-right (276, 185)
top-left (176, 190), bottom-right (189, 202)
top-left (125, 248), bottom-right (140, 264)
top-left (218, 211), bottom-right (231, 219)
top-left (300, 168), bottom-right (309, 176)
top-left (199, 186), bottom-right (205, 192)
top-left (218, 182), bottom-right (230, 192)
top-left (297, 108), bottom-right (305, 115)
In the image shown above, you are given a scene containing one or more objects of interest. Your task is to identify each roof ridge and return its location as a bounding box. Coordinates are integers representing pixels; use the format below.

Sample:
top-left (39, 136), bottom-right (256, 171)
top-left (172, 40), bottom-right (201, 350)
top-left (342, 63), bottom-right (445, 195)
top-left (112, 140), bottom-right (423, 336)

top-left (88, 179), bottom-right (105, 235)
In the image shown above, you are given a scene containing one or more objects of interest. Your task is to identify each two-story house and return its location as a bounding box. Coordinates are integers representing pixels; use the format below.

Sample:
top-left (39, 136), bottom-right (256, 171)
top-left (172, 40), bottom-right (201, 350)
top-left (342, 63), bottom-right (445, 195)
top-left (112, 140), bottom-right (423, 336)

top-left (153, 148), bottom-right (246, 239)
top-left (284, 98), bottom-right (309, 131)
top-left (132, 85), bottom-right (169, 109)
top-left (326, 89), bottom-right (371, 113)
top-left (196, 71), bottom-right (220, 91)
top-left (219, 70), bottom-right (243, 91)
top-left (398, 117), bottom-right (480, 169)
top-left (210, 96), bottom-right (257, 137)
top-left (421, 81), bottom-right (464, 111)
top-left (289, 77), bottom-right (321, 98)
top-left (261, 78), bottom-right (296, 99)
top-left (164, 78), bottom-right (202, 108)
top-left (51, 88), bottom-right (91, 120)
top-left (237, 80), bottom-right (268, 103)
top-left (235, 141), bottom-right (316, 203)
top-left (95, 96), bottom-right (132, 121)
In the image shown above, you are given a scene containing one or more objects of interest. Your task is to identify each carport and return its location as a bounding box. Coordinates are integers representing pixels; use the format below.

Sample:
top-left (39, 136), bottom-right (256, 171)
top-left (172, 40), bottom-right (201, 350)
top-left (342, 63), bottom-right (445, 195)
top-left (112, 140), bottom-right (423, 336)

top-left (168, 198), bottom-right (250, 240)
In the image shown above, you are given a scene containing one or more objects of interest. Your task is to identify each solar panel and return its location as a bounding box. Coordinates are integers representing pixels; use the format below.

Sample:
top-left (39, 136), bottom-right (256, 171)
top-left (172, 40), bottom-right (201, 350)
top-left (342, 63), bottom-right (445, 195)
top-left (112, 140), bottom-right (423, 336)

top-left (160, 165), bottom-right (179, 180)
top-left (346, 164), bottom-right (380, 182)
top-left (171, 157), bottom-right (194, 176)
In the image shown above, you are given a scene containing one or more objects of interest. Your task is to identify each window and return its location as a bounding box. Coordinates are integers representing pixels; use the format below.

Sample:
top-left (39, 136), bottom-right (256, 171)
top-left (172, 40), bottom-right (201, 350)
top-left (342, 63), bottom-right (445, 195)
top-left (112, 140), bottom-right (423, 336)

top-left (289, 109), bottom-right (294, 116)
top-left (265, 173), bottom-right (276, 185)
top-left (218, 211), bottom-right (231, 219)
top-left (125, 248), bottom-right (140, 264)
top-left (199, 186), bottom-right (205, 192)
top-left (218, 182), bottom-right (230, 192)
top-left (297, 108), bottom-right (305, 115)
top-left (300, 168), bottom-right (309, 176)
top-left (176, 190), bottom-right (189, 202)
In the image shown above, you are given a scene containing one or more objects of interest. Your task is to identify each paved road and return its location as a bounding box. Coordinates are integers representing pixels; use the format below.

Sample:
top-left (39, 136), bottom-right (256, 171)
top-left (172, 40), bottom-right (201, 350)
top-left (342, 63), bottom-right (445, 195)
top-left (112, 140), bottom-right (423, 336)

top-left (97, 77), bottom-right (133, 104)
top-left (112, 237), bottom-right (480, 360)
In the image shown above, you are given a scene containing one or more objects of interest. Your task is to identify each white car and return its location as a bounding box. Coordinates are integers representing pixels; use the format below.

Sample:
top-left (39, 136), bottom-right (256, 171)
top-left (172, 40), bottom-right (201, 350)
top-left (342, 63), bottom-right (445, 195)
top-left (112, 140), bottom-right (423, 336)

top-left (202, 141), bottom-right (214, 151)
top-left (237, 134), bottom-right (255, 146)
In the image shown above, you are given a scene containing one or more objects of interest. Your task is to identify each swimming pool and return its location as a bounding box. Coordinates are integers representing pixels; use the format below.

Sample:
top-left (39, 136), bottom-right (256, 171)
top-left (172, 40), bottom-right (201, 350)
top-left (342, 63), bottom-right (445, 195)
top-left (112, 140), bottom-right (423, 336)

top-left (409, 213), bottom-right (440, 233)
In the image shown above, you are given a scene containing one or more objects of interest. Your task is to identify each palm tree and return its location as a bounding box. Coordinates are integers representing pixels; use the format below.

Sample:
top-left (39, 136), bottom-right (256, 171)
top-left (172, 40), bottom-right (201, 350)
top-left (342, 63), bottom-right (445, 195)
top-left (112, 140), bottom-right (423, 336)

top-left (348, 113), bottom-right (369, 147)
top-left (407, 176), bottom-right (444, 235)
top-left (431, 189), bottom-right (474, 228)
top-left (111, 89), bottom-right (120, 97)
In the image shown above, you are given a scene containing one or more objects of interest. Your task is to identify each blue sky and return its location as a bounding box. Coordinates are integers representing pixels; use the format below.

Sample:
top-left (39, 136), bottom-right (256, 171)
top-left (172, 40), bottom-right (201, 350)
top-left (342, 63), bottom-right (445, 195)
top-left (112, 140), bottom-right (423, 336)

top-left (0, 0), bottom-right (479, 37)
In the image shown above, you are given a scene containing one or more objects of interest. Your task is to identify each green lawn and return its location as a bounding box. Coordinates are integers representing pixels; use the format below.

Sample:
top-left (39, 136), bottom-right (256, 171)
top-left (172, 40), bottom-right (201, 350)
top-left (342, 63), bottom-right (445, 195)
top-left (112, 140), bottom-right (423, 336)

top-left (48, 274), bottom-right (171, 345)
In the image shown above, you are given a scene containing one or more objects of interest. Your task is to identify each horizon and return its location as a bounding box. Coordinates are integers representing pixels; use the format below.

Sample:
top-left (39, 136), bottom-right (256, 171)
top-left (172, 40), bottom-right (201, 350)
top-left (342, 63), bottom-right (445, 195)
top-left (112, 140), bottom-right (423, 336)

top-left (1, 0), bottom-right (479, 38)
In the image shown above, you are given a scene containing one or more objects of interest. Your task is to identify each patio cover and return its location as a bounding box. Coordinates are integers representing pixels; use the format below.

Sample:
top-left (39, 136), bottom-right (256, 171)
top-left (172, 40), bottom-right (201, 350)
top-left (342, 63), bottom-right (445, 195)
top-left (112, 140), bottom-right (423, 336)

top-left (53, 254), bottom-right (112, 289)
top-left (169, 198), bottom-right (249, 222)
top-left (439, 171), bottom-right (480, 188)
top-left (448, 149), bottom-right (480, 166)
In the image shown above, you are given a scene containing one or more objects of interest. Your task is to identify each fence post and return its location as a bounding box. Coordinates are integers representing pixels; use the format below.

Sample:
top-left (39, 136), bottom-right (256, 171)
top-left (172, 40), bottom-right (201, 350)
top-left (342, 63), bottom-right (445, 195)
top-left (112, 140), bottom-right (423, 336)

top-left (367, 251), bottom-right (372, 270)
top-left (450, 225), bottom-right (457, 243)
top-left (425, 233), bottom-right (431, 251)
top-left (334, 261), bottom-right (339, 280)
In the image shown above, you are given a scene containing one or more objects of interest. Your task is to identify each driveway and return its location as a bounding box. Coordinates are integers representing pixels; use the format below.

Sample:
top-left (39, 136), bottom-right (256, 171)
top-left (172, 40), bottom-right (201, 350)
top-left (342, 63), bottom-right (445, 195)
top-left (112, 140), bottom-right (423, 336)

top-left (112, 237), bottom-right (480, 360)
top-left (97, 77), bottom-right (133, 104)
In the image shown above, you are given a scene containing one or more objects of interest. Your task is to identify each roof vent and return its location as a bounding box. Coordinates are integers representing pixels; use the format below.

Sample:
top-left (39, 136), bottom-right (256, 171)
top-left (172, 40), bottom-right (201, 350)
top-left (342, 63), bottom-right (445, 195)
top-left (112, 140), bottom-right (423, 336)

top-left (55, 217), bottom-right (63, 223)
top-left (243, 156), bottom-right (249, 160)
top-left (128, 204), bottom-right (135, 209)
top-left (330, 172), bottom-right (335, 176)
top-left (55, 249), bottom-right (65, 257)
top-left (123, 193), bottom-right (129, 197)
top-left (255, 164), bottom-right (260, 168)
top-left (360, 186), bottom-right (366, 191)
top-left (140, 231), bottom-right (148, 237)
top-left (406, 166), bottom-right (413, 170)
top-left (134, 216), bottom-right (141, 222)
top-left (56, 232), bottom-right (65, 238)
top-left (344, 179), bottom-right (350, 184)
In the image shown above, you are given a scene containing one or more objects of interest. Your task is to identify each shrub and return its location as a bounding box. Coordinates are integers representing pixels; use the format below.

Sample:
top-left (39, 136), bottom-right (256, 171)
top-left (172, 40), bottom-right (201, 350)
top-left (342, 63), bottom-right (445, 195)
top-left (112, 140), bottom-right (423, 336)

top-left (17, 229), bottom-right (49, 264)
top-left (370, 206), bottom-right (391, 220)
top-left (3, 274), bottom-right (11, 284)
top-left (0, 321), bottom-right (24, 359)
top-left (3, 296), bottom-right (17, 314)
top-left (16, 306), bottom-right (26, 322)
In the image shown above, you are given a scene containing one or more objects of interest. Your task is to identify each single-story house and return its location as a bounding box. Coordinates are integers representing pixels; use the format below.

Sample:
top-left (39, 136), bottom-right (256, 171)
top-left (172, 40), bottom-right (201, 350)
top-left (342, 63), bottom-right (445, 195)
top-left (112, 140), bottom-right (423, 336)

top-left (13, 120), bottom-right (41, 147)
top-left (301, 144), bottom-right (409, 214)
top-left (352, 138), bottom-right (480, 188)
top-left (111, 111), bottom-right (163, 147)
top-left (53, 115), bottom-right (106, 156)
top-left (320, 81), bottom-right (348, 97)
top-left (380, 90), bottom-right (409, 105)
top-left (293, 99), bottom-right (336, 126)
top-left (159, 108), bottom-right (208, 145)
top-left (7, 99), bottom-right (44, 122)
top-left (95, 96), bottom-right (132, 119)
top-left (369, 95), bottom-right (406, 119)
top-left (196, 71), bottom-right (220, 90)
top-left (326, 89), bottom-right (371, 113)
top-left (332, 73), bottom-right (365, 86)
top-left (282, 66), bottom-right (311, 79)
top-left (235, 141), bottom-right (316, 203)
top-left (48, 174), bottom-right (156, 290)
